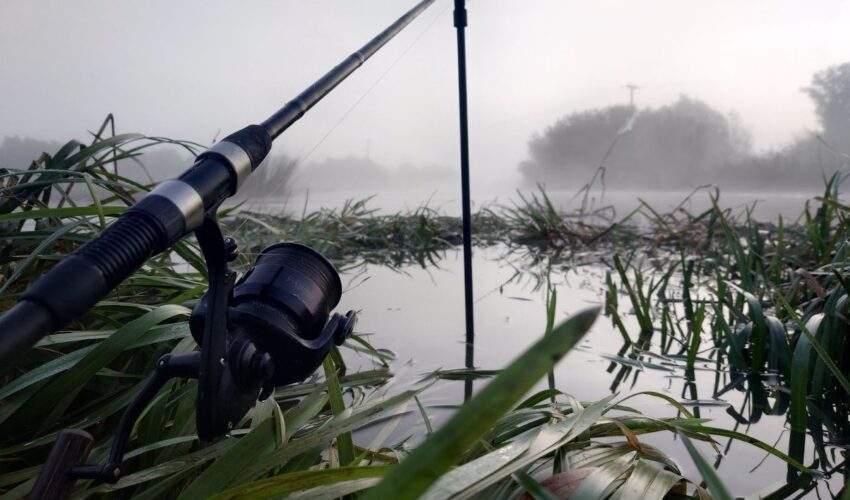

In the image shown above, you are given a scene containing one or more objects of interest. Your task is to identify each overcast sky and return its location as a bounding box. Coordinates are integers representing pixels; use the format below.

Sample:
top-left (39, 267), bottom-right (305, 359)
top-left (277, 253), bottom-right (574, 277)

top-left (1, 0), bottom-right (848, 184)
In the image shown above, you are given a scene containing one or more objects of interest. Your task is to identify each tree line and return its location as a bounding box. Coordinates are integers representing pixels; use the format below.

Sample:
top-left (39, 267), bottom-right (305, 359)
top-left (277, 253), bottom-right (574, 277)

top-left (520, 62), bottom-right (850, 191)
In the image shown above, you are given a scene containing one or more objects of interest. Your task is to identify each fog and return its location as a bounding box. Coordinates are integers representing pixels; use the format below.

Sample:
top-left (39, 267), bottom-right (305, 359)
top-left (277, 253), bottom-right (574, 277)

top-left (1, 0), bottom-right (849, 193)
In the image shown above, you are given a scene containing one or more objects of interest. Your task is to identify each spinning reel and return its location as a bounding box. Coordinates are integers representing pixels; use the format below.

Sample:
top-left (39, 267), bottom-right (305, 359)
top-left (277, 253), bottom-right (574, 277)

top-left (31, 216), bottom-right (355, 495)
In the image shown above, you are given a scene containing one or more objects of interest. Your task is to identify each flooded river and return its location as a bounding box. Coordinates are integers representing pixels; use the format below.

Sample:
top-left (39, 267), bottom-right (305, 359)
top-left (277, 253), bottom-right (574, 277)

top-left (243, 188), bottom-right (843, 497)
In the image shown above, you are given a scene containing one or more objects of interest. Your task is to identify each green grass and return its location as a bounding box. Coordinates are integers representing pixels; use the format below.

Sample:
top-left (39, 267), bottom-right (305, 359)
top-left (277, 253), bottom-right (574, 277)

top-left (0, 129), bottom-right (847, 498)
top-left (601, 175), bottom-right (850, 496)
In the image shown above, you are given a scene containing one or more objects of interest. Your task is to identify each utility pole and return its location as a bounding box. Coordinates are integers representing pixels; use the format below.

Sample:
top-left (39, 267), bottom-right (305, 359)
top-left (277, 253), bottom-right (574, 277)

top-left (625, 84), bottom-right (639, 108)
top-left (453, 0), bottom-right (475, 401)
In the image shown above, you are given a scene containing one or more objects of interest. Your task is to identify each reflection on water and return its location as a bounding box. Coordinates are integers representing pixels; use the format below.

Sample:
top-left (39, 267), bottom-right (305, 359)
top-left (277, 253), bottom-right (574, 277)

top-left (335, 245), bottom-right (844, 496)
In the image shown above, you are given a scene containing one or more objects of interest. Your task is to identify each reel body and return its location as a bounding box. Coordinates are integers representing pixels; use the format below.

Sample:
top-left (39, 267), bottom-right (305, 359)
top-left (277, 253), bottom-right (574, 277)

top-left (39, 218), bottom-right (355, 488)
top-left (189, 240), bottom-right (354, 438)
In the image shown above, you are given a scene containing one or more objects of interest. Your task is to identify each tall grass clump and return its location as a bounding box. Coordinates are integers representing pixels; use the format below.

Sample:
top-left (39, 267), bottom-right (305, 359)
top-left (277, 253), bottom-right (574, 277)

top-left (601, 176), bottom-right (850, 496)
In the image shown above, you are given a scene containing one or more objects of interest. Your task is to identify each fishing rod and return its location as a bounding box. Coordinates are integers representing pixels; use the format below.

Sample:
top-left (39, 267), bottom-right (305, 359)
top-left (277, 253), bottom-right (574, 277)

top-left (0, 0), bottom-right (435, 365)
top-left (0, 1), bottom-right (438, 496)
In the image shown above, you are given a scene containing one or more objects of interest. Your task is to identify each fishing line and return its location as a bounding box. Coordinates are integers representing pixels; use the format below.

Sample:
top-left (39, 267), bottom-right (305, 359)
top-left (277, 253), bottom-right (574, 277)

top-left (263, 2), bottom-right (451, 203)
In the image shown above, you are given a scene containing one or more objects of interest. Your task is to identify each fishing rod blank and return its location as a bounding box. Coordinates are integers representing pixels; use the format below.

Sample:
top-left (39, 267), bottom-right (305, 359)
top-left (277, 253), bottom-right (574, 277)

top-left (0, 0), bottom-right (437, 365)
top-left (262, 0), bottom-right (436, 139)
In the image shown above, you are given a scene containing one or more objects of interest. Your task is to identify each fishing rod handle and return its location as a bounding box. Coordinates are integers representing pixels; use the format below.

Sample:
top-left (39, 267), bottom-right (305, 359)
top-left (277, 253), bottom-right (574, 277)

top-left (0, 126), bottom-right (271, 364)
top-left (29, 429), bottom-right (94, 500)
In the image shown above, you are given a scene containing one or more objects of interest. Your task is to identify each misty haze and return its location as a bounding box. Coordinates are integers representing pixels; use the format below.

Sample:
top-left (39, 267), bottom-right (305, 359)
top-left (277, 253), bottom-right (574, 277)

top-left (3, 61), bottom-right (848, 216)
top-left (1, 1), bottom-right (849, 499)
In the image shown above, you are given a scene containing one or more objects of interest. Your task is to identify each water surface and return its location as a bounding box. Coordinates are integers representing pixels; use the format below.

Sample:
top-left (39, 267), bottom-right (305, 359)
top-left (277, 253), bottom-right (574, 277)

top-left (245, 190), bottom-right (842, 496)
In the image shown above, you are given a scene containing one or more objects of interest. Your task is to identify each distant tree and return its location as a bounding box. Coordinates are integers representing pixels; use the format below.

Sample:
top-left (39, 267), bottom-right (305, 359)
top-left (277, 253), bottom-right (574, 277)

top-left (803, 61), bottom-right (850, 151)
top-left (520, 96), bottom-right (751, 188)
top-left (725, 61), bottom-right (850, 191)
top-left (294, 156), bottom-right (390, 191)
top-left (0, 136), bottom-right (62, 168)
top-left (520, 105), bottom-right (633, 184)
top-left (622, 96), bottom-right (751, 186)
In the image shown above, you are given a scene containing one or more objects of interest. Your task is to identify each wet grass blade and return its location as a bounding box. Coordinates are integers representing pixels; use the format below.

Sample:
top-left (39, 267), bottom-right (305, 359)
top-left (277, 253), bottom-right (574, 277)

top-left (789, 315), bottom-right (816, 468)
top-left (570, 452), bottom-right (634, 499)
top-left (514, 470), bottom-right (559, 500)
top-left (686, 303), bottom-right (706, 374)
top-left (0, 205), bottom-right (125, 221)
top-left (0, 219), bottom-right (84, 295)
top-left (5, 305), bottom-right (190, 431)
top-left (610, 457), bottom-right (685, 499)
top-left (671, 422), bottom-right (810, 474)
top-left (680, 435), bottom-right (732, 500)
top-left (210, 466), bottom-right (391, 500)
top-left (422, 396), bottom-right (614, 499)
top-left (178, 415), bottom-right (284, 499)
top-left (361, 307), bottom-right (600, 500)
top-left (323, 354), bottom-right (355, 466)
top-left (82, 172), bottom-right (107, 229)
top-left (545, 275), bottom-right (558, 398)
top-left (234, 386), bottom-right (427, 482)
top-left (414, 396), bottom-right (433, 436)
top-left (776, 293), bottom-right (850, 395)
